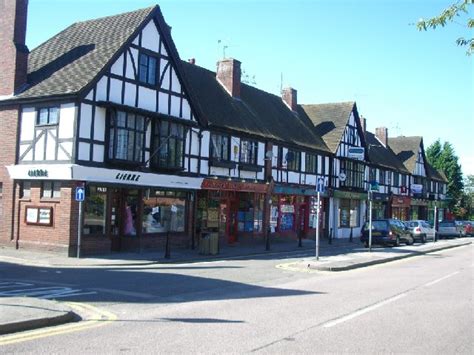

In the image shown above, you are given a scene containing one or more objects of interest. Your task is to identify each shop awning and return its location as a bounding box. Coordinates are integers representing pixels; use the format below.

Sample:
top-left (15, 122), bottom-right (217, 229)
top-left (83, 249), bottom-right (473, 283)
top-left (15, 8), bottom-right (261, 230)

top-left (7, 164), bottom-right (204, 190)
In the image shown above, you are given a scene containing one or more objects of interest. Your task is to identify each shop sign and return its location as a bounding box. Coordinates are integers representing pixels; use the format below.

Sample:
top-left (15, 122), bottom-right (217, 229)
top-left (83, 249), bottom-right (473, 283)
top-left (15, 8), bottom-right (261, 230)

top-left (371, 192), bottom-right (389, 202)
top-left (333, 190), bottom-right (367, 200)
top-left (273, 184), bottom-right (328, 197)
top-left (280, 204), bottom-right (295, 213)
top-left (201, 178), bottom-right (268, 193)
top-left (347, 147), bottom-right (365, 160)
top-left (411, 184), bottom-right (423, 194)
top-left (391, 195), bottom-right (411, 207)
top-left (411, 198), bottom-right (428, 206)
top-left (115, 173), bottom-right (141, 182)
top-left (28, 169), bottom-right (48, 178)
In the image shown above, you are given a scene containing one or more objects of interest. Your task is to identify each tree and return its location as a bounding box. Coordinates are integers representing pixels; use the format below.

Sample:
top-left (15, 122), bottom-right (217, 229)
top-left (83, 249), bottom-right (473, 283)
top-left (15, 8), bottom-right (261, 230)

top-left (463, 174), bottom-right (474, 218)
top-left (417, 0), bottom-right (474, 55)
top-left (426, 140), bottom-right (464, 213)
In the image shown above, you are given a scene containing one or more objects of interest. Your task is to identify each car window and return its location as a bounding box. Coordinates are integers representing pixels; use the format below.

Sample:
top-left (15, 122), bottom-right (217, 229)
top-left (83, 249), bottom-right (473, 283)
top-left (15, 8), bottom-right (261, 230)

top-left (407, 221), bottom-right (418, 228)
top-left (439, 222), bottom-right (454, 227)
top-left (368, 221), bottom-right (388, 230)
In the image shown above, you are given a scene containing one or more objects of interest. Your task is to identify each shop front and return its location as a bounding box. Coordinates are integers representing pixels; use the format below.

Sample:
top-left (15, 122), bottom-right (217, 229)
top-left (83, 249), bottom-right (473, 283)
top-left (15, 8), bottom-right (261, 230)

top-left (271, 185), bottom-right (329, 239)
top-left (410, 198), bottom-right (428, 220)
top-left (370, 192), bottom-right (391, 219)
top-left (427, 199), bottom-right (449, 226)
top-left (7, 164), bottom-right (203, 255)
top-left (332, 190), bottom-right (367, 239)
top-left (391, 195), bottom-right (411, 221)
top-left (197, 179), bottom-right (269, 246)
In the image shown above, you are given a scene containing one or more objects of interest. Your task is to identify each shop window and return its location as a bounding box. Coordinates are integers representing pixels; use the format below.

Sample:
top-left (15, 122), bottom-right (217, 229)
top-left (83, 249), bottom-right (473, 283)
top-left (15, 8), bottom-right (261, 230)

top-left (37, 107), bottom-right (59, 126)
top-left (41, 181), bottom-right (61, 199)
top-left (305, 154), bottom-right (317, 174)
top-left (108, 110), bottom-right (146, 164)
top-left (339, 199), bottom-right (359, 228)
top-left (83, 185), bottom-right (107, 235)
top-left (286, 150), bottom-right (301, 171)
top-left (138, 53), bottom-right (157, 85)
top-left (142, 189), bottom-right (186, 233)
top-left (151, 121), bottom-right (185, 170)
top-left (20, 181), bottom-right (31, 199)
top-left (210, 133), bottom-right (230, 161)
top-left (279, 196), bottom-right (295, 231)
top-left (240, 140), bottom-right (258, 165)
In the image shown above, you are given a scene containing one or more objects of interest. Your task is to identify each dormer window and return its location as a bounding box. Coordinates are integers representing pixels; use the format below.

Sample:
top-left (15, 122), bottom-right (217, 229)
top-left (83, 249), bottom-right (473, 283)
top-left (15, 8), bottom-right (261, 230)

top-left (37, 107), bottom-right (59, 125)
top-left (138, 53), bottom-right (157, 86)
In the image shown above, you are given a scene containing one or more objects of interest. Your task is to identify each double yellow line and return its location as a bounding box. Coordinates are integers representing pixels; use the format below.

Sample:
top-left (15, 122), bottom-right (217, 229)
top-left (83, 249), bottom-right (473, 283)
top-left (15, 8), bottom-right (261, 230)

top-left (0, 302), bottom-right (116, 346)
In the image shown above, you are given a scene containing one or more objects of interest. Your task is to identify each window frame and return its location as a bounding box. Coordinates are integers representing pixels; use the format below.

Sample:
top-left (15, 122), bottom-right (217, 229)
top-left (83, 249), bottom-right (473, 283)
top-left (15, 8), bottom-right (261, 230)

top-left (41, 181), bottom-right (61, 199)
top-left (210, 133), bottom-right (231, 161)
top-left (36, 106), bottom-right (59, 126)
top-left (305, 153), bottom-right (317, 174)
top-left (286, 149), bottom-right (301, 171)
top-left (151, 120), bottom-right (186, 170)
top-left (138, 52), bottom-right (158, 86)
top-left (239, 140), bottom-right (258, 165)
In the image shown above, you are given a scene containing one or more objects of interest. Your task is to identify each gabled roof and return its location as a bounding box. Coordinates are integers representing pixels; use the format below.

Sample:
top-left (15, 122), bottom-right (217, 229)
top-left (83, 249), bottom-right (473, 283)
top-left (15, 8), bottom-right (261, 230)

top-left (298, 102), bottom-right (360, 153)
top-left (364, 131), bottom-right (409, 173)
top-left (16, 6), bottom-right (157, 100)
top-left (388, 136), bottom-right (425, 174)
top-left (426, 162), bottom-right (448, 182)
top-left (180, 61), bottom-right (330, 153)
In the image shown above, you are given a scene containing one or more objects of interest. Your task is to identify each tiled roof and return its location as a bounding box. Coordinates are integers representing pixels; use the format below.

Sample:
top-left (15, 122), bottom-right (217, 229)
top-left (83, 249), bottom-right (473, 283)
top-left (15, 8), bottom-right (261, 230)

top-left (16, 6), bottom-right (157, 99)
top-left (298, 102), bottom-right (357, 153)
top-left (365, 131), bottom-right (409, 173)
top-left (388, 136), bottom-right (424, 174)
top-left (425, 162), bottom-right (448, 182)
top-left (180, 61), bottom-right (330, 153)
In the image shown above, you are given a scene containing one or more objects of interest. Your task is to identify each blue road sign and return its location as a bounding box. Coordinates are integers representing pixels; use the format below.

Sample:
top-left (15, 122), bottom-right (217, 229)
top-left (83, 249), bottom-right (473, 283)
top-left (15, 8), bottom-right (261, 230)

top-left (316, 177), bottom-right (325, 193)
top-left (75, 187), bottom-right (85, 202)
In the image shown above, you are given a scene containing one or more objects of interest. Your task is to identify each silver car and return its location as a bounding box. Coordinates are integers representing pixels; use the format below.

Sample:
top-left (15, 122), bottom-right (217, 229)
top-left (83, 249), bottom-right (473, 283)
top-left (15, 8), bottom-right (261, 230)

top-left (437, 220), bottom-right (462, 239)
top-left (406, 220), bottom-right (436, 243)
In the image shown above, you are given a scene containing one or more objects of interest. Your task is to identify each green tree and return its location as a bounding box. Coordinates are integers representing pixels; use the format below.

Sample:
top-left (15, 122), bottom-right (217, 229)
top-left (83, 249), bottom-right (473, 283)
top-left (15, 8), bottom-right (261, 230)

top-left (463, 174), bottom-right (474, 218)
top-left (426, 140), bottom-right (464, 213)
top-left (417, 0), bottom-right (473, 55)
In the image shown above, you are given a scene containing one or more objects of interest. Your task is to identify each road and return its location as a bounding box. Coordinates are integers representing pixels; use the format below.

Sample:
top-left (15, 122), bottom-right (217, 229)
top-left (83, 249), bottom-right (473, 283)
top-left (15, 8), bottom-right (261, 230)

top-left (1, 244), bottom-right (473, 354)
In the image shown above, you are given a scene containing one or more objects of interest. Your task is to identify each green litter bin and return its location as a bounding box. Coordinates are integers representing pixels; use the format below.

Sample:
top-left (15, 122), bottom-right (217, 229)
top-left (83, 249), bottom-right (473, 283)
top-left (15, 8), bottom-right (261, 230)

top-left (209, 233), bottom-right (219, 255)
top-left (199, 233), bottom-right (210, 255)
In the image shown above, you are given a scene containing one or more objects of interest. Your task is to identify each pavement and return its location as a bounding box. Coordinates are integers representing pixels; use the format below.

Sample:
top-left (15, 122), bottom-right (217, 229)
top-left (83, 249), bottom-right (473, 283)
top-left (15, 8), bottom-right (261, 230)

top-left (0, 236), bottom-right (472, 336)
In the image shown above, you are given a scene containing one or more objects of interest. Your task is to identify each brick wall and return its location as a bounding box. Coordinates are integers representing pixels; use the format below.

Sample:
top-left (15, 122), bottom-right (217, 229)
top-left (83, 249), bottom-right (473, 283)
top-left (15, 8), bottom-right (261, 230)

top-left (0, 106), bottom-right (20, 247)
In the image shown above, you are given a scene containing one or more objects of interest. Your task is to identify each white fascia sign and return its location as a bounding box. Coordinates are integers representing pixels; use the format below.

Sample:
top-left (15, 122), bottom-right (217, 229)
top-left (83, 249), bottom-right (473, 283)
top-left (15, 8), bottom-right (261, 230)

top-left (347, 147), bottom-right (365, 160)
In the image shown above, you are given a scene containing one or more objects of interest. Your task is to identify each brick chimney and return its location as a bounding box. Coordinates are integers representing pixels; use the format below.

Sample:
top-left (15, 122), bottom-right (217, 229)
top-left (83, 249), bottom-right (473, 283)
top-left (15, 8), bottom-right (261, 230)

top-left (360, 115), bottom-right (366, 133)
top-left (375, 127), bottom-right (388, 147)
top-left (282, 87), bottom-right (297, 112)
top-left (0, 0), bottom-right (29, 96)
top-left (216, 58), bottom-right (241, 98)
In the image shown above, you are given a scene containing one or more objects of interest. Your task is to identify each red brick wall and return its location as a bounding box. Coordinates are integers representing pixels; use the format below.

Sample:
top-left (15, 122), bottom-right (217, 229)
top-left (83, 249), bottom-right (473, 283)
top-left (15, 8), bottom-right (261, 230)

top-left (0, 106), bottom-right (20, 247)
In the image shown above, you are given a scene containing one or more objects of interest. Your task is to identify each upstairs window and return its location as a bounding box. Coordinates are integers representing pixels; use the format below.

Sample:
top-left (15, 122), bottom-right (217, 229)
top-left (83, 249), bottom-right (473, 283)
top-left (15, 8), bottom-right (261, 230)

top-left (286, 150), bottom-right (301, 171)
top-left (138, 53), bottom-right (157, 86)
top-left (305, 154), bottom-right (317, 174)
top-left (152, 121), bottom-right (186, 169)
top-left (37, 107), bottom-right (59, 125)
top-left (108, 110), bottom-right (146, 164)
top-left (340, 159), bottom-right (364, 189)
top-left (240, 140), bottom-right (258, 165)
top-left (210, 134), bottom-right (230, 161)
top-left (41, 181), bottom-right (61, 199)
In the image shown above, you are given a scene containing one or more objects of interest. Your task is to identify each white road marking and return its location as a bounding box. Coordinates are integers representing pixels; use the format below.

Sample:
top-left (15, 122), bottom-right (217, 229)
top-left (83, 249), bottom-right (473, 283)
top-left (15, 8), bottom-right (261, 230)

top-left (0, 282), bottom-right (97, 299)
top-left (424, 271), bottom-right (460, 287)
top-left (322, 293), bottom-right (408, 328)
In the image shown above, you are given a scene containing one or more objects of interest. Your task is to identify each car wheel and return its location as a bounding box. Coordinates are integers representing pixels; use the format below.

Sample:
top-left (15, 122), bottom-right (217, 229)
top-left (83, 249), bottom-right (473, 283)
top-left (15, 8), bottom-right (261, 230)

top-left (421, 235), bottom-right (426, 244)
top-left (364, 242), bottom-right (369, 248)
top-left (406, 237), bottom-right (414, 246)
top-left (394, 236), bottom-right (400, 247)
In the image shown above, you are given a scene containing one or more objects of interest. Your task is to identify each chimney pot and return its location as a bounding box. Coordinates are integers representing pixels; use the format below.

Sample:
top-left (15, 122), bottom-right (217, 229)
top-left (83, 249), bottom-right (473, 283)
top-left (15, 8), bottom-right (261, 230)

top-left (216, 58), bottom-right (241, 98)
top-left (360, 116), bottom-right (366, 133)
top-left (188, 58), bottom-right (196, 65)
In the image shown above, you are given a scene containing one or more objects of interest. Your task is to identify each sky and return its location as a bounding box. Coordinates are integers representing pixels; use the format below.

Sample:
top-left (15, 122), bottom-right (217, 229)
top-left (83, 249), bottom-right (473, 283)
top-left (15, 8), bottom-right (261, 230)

top-left (25, 0), bottom-right (473, 176)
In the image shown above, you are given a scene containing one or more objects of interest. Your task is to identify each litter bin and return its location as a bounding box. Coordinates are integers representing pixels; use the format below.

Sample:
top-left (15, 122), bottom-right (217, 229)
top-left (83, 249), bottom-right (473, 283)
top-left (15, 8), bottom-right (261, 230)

top-left (199, 233), bottom-right (210, 255)
top-left (209, 232), bottom-right (219, 255)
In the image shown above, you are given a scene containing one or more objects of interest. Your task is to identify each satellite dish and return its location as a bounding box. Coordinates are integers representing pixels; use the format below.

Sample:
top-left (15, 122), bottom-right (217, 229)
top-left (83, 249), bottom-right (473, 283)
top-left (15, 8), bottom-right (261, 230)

top-left (265, 151), bottom-right (274, 160)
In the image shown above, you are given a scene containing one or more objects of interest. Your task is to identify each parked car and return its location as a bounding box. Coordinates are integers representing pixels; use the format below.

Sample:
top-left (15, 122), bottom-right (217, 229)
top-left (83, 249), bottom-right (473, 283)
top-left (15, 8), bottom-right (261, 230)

top-left (405, 220), bottom-right (436, 243)
top-left (361, 219), bottom-right (414, 247)
top-left (437, 220), bottom-right (462, 239)
top-left (457, 221), bottom-right (473, 237)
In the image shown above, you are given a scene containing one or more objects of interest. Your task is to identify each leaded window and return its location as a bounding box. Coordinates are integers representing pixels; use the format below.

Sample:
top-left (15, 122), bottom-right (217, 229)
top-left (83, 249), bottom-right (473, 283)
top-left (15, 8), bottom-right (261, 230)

top-left (152, 121), bottom-right (185, 169)
top-left (305, 154), bottom-right (317, 174)
top-left (286, 150), bottom-right (301, 171)
top-left (210, 134), bottom-right (230, 161)
top-left (108, 110), bottom-right (146, 164)
top-left (37, 107), bottom-right (59, 125)
top-left (240, 140), bottom-right (258, 165)
top-left (138, 53), bottom-right (157, 85)
top-left (340, 159), bottom-right (364, 189)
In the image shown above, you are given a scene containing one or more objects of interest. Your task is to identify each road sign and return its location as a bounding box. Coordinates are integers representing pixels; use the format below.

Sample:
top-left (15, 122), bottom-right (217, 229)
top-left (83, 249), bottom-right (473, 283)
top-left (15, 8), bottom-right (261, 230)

top-left (75, 187), bottom-right (85, 202)
top-left (316, 177), bottom-right (325, 193)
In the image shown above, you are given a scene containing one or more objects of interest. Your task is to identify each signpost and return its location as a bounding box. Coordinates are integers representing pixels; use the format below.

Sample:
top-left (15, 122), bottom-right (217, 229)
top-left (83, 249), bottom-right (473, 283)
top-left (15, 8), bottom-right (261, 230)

top-left (315, 177), bottom-right (325, 260)
top-left (75, 186), bottom-right (85, 258)
top-left (368, 181), bottom-right (379, 252)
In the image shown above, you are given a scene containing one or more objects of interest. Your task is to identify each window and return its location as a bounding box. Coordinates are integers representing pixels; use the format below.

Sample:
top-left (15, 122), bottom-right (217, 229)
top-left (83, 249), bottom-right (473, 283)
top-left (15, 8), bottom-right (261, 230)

top-left (286, 150), bottom-right (301, 171)
top-left (394, 172), bottom-right (400, 186)
top-left (305, 154), bottom-right (317, 174)
top-left (41, 181), bottom-right (61, 199)
top-left (20, 181), bottom-right (31, 199)
top-left (152, 121), bottom-right (185, 169)
top-left (142, 189), bottom-right (186, 233)
top-left (369, 167), bottom-right (376, 183)
top-left (138, 53), bottom-right (157, 85)
top-left (108, 110), bottom-right (146, 164)
top-left (379, 170), bottom-right (386, 185)
top-left (240, 140), bottom-right (258, 165)
top-left (83, 185), bottom-right (107, 235)
top-left (37, 107), bottom-right (59, 125)
top-left (210, 134), bottom-right (230, 161)
top-left (340, 159), bottom-right (365, 189)
top-left (339, 199), bottom-right (360, 228)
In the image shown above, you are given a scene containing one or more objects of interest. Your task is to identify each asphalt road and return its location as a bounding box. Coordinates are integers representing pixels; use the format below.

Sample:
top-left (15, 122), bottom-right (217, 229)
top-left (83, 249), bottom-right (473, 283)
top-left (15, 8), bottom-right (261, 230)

top-left (1, 244), bottom-right (473, 354)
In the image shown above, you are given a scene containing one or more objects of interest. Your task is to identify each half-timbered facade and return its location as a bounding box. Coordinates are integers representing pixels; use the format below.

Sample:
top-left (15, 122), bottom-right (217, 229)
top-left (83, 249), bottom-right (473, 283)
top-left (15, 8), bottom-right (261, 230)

top-left (300, 102), bottom-right (368, 239)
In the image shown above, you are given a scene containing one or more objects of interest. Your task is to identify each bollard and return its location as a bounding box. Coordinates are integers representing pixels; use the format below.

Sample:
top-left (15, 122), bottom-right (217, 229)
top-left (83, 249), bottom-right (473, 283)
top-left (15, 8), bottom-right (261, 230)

top-left (265, 226), bottom-right (271, 251)
top-left (350, 227), bottom-right (353, 242)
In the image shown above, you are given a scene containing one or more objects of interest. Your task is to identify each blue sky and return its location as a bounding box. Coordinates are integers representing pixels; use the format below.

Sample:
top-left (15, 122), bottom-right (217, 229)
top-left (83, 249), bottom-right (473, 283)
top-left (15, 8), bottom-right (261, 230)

top-left (27, 0), bottom-right (473, 176)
